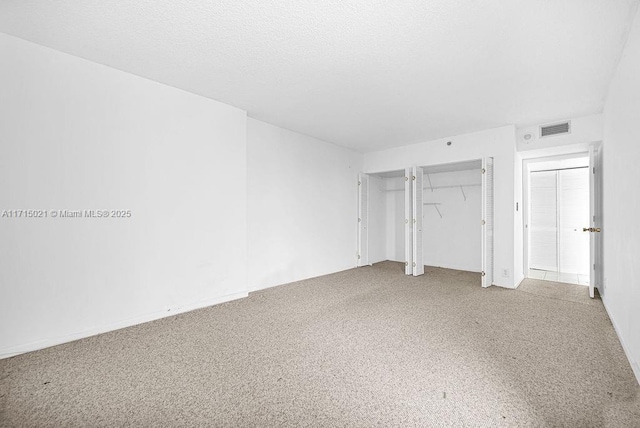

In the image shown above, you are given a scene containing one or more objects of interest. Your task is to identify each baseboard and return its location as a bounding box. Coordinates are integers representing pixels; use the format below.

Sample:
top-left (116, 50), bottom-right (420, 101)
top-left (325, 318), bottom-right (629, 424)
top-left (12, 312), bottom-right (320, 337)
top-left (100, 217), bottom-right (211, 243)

top-left (248, 264), bottom-right (356, 293)
top-left (513, 274), bottom-right (526, 289)
top-left (601, 295), bottom-right (640, 386)
top-left (0, 291), bottom-right (248, 360)
top-left (493, 282), bottom-right (516, 289)
top-left (431, 263), bottom-right (481, 273)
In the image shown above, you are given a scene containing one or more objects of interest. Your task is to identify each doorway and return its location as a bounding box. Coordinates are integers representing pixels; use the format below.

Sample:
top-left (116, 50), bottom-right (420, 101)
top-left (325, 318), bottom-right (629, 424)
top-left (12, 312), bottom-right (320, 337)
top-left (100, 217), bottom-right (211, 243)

top-left (524, 152), bottom-right (600, 290)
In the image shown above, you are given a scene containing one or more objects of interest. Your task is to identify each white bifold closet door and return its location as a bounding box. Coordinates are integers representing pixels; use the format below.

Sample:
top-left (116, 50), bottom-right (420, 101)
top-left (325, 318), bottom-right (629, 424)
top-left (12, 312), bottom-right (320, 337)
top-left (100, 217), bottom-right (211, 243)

top-left (405, 168), bottom-right (413, 275)
top-left (412, 166), bottom-right (424, 276)
top-left (357, 173), bottom-right (369, 266)
top-left (529, 170), bottom-right (558, 271)
top-left (559, 168), bottom-right (590, 275)
top-left (481, 157), bottom-right (494, 288)
top-left (529, 168), bottom-right (590, 275)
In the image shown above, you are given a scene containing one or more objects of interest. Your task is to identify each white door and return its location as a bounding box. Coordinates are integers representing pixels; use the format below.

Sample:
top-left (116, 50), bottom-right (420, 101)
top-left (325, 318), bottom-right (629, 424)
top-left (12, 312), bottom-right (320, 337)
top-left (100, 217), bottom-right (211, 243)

top-left (588, 145), bottom-right (603, 298)
top-left (481, 158), bottom-right (494, 288)
top-left (412, 166), bottom-right (424, 276)
top-left (405, 168), bottom-right (413, 275)
top-left (357, 173), bottom-right (369, 267)
top-left (558, 168), bottom-right (590, 275)
top-left (529, 171), bottom-right (559, 272)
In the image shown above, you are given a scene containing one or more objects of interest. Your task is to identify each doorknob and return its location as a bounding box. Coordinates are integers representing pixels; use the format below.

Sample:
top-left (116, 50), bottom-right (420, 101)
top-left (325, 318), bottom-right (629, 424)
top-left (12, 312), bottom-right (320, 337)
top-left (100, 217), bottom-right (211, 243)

top-left (583, 227), bottom-right (602, 232)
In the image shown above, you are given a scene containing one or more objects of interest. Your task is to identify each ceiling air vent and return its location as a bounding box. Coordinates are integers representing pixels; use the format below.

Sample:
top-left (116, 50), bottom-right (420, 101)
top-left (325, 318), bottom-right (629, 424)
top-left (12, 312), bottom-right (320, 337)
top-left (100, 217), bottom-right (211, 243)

top-left (540, 121), bottom-right (570, 138)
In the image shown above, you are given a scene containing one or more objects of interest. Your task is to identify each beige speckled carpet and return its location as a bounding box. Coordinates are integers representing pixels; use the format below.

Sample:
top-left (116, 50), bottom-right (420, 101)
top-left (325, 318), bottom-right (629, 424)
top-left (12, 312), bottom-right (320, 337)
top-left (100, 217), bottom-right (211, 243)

top-left (1, 261), bottom-right (639, 426)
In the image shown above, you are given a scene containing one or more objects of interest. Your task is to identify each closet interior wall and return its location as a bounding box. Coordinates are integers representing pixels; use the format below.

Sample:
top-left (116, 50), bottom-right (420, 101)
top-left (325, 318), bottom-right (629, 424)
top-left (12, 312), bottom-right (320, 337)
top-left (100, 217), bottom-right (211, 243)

top-left (385, 175), bottom-right (406, 263)
top-left (368, 174), bottom-right (387, 264)
top-left (422, 168), bottom-right (482, 272)
top-left (364, 171), bottom-right (407, 265)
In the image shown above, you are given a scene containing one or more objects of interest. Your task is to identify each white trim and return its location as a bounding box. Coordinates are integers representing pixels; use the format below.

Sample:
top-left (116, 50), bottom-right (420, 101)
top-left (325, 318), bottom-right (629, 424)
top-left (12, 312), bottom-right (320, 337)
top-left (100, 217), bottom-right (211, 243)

top-left (513, 275), bottom-right (526, 289)
top-left (0, 291), bottom-right (248, 359)
top-left (429, 264), bottom-right (483, 273)
top-left (601, 295), bottom-right (640, 386)
top-left (248, 265), bottom-right (355, 293)
top-left (494, 282), bottom-right (517, 290)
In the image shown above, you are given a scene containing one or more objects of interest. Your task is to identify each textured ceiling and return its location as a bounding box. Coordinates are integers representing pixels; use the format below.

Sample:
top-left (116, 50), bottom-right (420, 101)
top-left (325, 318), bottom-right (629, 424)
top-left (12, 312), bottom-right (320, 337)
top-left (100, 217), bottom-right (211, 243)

top-left (1, 0), bottom-right (638, 152)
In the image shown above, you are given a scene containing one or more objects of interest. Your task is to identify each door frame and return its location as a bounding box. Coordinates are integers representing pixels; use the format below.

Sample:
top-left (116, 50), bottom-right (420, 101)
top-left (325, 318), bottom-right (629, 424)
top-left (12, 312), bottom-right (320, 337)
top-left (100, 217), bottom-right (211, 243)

top-left (522, 150), bottom-right (600, 292)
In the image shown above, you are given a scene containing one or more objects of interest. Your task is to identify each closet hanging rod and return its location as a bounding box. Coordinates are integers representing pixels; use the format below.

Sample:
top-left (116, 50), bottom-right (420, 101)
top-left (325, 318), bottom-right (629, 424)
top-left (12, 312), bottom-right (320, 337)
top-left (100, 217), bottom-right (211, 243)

top-left (384, 183), bottom-right (481, 192)
top-left (426, 184), bottom-right (481, 190)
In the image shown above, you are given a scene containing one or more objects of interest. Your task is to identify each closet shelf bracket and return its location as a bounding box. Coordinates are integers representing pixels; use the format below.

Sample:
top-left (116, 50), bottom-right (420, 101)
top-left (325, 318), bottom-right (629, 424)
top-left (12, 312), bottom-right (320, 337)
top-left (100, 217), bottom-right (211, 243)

top-left (426, 173), bottom-right (434, 192)
top-left (423, 202), bottom-right (443, 219)
top-left (460, 185), bottom-right (467, 201)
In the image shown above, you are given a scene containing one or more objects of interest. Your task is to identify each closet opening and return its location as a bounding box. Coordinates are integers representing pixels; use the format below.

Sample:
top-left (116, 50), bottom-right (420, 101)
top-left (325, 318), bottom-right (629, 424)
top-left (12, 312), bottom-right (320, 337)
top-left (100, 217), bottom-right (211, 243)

top-left (525, 155), bottom-right (590, 286)
top-left (419, 160), bottom-right (488, 287)
top-left (358, 158), bottom-right (493, 287)
top-left (357, 169), bottom-right (413, 275)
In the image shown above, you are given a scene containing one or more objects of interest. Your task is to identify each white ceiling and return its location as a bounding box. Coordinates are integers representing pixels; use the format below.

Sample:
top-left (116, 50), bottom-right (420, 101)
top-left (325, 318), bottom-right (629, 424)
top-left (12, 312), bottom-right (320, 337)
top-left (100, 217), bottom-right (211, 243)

top-left (1, 1), bottom-right (638, 153)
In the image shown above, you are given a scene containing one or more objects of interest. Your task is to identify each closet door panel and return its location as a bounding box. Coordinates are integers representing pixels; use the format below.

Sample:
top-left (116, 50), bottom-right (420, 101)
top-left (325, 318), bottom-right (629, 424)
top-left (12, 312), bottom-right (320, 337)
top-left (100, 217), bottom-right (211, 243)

top-left (357, 173), bottom-right (369, 266)
top-left (412, 166), bottom-right (424, 276)
top-left (481, 157), bottom-right (494, 287)
top-left (559, 168), bottom-right (589, 275)
top-left (529, 171), bottom-right (558, 271)
top-left (404, 168), bottom-right (413, 275)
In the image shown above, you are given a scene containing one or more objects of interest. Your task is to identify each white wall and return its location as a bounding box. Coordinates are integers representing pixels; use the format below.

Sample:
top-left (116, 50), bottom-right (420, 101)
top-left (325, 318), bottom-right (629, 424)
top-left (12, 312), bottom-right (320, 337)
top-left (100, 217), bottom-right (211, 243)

top-left (0, 34), bottom-right (248, 357)
top-left (422, 170), bottom-right (482, 272)
top-left (602, 6), bottom-right (640, 384)
top-left (516, 114), bottom-right (603, 153)
top-left (246, 118), bottom-right (362, 291)
top-left (365, 126), bottom-right (518, 288)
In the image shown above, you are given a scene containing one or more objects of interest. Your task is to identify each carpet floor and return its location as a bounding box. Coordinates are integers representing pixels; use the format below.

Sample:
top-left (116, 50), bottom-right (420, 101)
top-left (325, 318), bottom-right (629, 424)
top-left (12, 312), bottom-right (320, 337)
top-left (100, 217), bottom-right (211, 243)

top-left (1, 261), bottom-right (639, 427)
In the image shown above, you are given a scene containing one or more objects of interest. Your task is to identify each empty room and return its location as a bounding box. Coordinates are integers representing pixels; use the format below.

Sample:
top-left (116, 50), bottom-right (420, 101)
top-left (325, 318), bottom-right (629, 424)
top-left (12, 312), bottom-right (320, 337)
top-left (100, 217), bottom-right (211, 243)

top-left (1, 1), bottom-right (639, 426)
